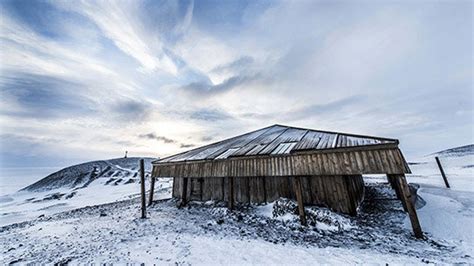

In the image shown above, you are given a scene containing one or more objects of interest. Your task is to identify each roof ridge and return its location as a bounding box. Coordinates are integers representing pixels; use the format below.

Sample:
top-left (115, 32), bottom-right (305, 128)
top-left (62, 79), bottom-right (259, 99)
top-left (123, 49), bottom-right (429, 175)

top-left (270, 124), bottom-right (398, 142)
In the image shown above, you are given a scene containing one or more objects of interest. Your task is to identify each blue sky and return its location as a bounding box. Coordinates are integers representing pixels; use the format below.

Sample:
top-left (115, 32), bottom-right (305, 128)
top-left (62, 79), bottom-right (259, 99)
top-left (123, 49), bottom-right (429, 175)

top-left (0, 0), bottom-right (472, 168)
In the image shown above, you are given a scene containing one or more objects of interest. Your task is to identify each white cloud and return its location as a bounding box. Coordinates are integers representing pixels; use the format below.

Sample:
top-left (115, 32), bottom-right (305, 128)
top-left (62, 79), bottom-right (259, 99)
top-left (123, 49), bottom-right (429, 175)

top-left (174, 26), bottom-right (239, 84)
top-left (56, 0), bottom-right (178, 75)
top-left (0, 0), bottom-right (472, 166)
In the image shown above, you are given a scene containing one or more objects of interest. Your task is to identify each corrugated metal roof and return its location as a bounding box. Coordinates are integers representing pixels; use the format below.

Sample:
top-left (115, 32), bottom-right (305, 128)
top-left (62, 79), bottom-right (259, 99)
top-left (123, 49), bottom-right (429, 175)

top-left (271, 142), bottom-right (298, 155)
top-left (156, 124), bottom-right (398, 163)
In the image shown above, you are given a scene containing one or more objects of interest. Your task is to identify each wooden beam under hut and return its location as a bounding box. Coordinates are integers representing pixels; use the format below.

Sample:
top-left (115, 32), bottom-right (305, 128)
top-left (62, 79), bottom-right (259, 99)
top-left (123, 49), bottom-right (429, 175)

top-left (393, 174), bottom-right (423, 238)
top-left (387, 174), bottom-right (407, 212)
top-left (180, 177), bottom-right (188, 207)
top-left (228, 176), bottom-right (234, 210)
top-left (293, 176), bottom-right (306, 225)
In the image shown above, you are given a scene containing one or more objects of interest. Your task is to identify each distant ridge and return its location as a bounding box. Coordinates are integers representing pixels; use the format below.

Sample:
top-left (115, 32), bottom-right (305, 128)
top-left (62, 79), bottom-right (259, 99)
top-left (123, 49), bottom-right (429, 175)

top-left (430, 144), bottom-right (474, 157)
top-left (21, 157), bottom-right (156, 192)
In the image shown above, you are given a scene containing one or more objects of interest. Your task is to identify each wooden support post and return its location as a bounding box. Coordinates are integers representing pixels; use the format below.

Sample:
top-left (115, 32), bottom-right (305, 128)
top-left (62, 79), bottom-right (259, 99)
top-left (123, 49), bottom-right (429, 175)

top-left (395, 174), bottom-right (423, 238)
top-left (262, 176), bottom-right (267, 203)
top-left (343, 175), bottom-right (358, 217)
top-left (200, 178), bottom-right (204, 201)
top-left (293, 176), bottom-right (307, 225)
top-left (386, 175), bottom-right (396, 189)
top-left (228, 176), bottom-right (234, 210)
top-left (387, 174), bottom-right (407, 211)
top-left (148, 176), bottom-right (155, 206)
top-left (435, 157), bottom-right (450, 188)
top-left (221, 177), bottom-right (225, 202)
top-left (181, 177), bottom-right (188, 207)
top-left (139, 159), bottom-right (146, 219)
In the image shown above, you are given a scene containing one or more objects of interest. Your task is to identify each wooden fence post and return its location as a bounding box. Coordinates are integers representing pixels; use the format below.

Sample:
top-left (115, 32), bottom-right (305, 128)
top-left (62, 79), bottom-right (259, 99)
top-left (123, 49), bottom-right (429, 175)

top-left (435, 157), bottom-right (450, 188)
top-left (293, 176), bottom-right (306, 225)
top-left (148, 176), bottom-right (155, 206)
top-left (140, 159), bottom-right (146, 219)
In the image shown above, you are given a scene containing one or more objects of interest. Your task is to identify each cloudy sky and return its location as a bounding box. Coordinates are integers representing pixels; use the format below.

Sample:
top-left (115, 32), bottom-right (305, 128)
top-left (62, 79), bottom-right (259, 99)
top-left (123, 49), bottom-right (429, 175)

top-left (0, 0), bottom-right (472, 168)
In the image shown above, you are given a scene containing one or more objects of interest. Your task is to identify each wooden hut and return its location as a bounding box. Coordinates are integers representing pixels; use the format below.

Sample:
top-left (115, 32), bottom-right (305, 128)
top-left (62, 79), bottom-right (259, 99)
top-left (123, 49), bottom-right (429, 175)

top-left (150, 124), bottom-right (422, 238)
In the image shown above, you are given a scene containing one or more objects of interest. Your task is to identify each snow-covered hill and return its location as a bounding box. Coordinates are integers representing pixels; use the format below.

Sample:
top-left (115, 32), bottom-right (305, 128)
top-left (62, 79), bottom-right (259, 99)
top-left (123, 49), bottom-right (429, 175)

top-left (22, 157), bottom-right (155, 192)
top-left (0, 157), bottom-right (172, 226)
top-left (407, 144), bottom-right (473, 192)
top-left (430, 144), bottom-right (474, 157)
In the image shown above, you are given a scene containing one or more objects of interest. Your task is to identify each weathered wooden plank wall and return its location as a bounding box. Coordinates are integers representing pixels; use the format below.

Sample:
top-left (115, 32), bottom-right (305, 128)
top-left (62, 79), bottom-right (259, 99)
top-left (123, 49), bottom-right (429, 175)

top-left (172, 175), bottom-right (364, 215)
top-left (153, 148), bottom-right (409, 178)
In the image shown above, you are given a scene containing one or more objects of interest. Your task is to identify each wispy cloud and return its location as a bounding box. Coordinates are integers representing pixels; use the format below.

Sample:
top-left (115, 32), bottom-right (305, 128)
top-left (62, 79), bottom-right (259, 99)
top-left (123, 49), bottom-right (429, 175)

top-left (0, 72), bottom-right (95, 118)
top-left (0, 0), bottom-right (472, 167)
top-left (211, 56), bottom-right (254, 75)
top-left (109, 99), bottom-right (152, 122)
top-left (138, 133), bottom-right (177, 144)
top-left (138, 132), bottom-right (196, 149)
top-left (180, 74), bottom-right (260, 97)
top-left (200, 136), bottom-right (214, 142)
top-left (180, 143), bottom-right (195, 148)
top-left (188, 108), bottom-right (234, 121)
top-left (56, 0), bottom-right (180, 74)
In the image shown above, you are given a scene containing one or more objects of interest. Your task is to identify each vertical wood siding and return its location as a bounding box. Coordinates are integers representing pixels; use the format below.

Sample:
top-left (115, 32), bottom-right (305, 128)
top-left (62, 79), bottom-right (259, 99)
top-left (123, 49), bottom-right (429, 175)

top-left (173, 175), bottom-right (365, 215)
top-left (153, 148), bottom-right (410, 178)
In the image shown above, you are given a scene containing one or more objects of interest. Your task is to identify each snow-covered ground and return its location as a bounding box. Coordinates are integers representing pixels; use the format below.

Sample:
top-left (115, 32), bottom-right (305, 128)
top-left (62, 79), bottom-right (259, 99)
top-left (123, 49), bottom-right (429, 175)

top-left (0, 157), bottom-right (169, 226)
top-left (408, 149), bottom-right (473, 192)
top-left (0, 175), bottom-right (172, 226)
top-left (412, 186), bottom-right (473, 256)
top-left (0, 186), bottom-right (466, 264)
top-left (364, 146), bottom-right (474, 258)
top-left (0, 148), bottom-right (473, 264)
